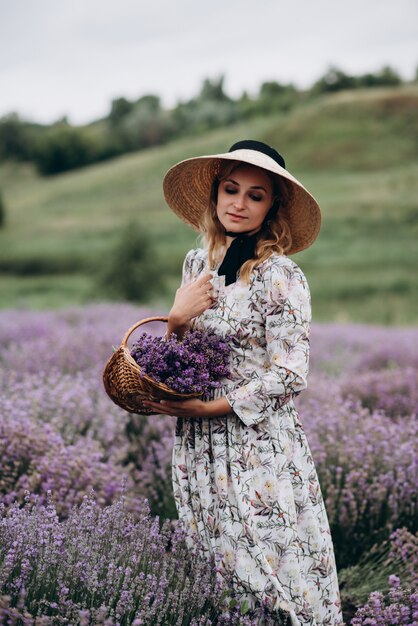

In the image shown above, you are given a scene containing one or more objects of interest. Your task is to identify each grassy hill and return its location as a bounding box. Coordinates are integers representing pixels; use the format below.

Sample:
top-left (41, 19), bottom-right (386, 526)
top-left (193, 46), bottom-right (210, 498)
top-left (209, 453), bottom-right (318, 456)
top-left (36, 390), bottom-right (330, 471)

top-left (0, 85), bottom-right (417, 323)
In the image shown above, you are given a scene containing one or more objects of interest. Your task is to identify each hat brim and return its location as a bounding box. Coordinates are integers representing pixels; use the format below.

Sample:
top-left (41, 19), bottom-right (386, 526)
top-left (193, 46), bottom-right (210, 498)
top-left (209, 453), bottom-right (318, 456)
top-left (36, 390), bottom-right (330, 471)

top-left (163, 148), bottom-right (321, 255)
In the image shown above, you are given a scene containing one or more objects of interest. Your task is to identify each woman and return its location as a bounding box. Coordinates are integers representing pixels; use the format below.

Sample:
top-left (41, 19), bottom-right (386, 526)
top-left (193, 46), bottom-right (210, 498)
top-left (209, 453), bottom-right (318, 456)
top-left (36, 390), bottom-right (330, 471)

top-left (143, 140), bottom-right (343, 626)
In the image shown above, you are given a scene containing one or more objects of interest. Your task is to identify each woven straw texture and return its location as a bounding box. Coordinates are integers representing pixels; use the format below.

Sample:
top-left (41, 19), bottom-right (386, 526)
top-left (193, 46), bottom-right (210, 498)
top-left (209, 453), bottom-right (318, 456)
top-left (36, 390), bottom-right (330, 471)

top-left (163, 149), bottom-right (321, 255)
top-left (102, 316), bottom-right (201, 416)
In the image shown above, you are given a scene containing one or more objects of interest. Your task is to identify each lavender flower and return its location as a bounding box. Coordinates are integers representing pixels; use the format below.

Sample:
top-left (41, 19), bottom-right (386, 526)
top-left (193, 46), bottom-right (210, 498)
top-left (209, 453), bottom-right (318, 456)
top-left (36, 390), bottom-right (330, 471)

top-left (0, 411), bottom-right (142, 518)
top-left (130, 328), bottom-right (231, 395)
top-left (388, 527), bottom-right (418, 587)
top-left (338, 528), bottom-right (418, 624)
top-left (341, 367), bottom-right (418, 418)
top-left (1, 304), bottom-right (418, 622)
top-left (297, 386), bottom-right (416, 567)
top-left (351, 575), bottom-right (417, 626)
top-left (0, 491), bottom-right (271, 625)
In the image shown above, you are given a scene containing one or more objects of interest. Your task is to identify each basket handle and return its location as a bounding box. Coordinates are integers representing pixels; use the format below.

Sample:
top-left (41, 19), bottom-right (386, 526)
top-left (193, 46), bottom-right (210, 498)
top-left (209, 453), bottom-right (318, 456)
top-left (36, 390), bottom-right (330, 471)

top-left (121, 316), bottom-right (169, 347)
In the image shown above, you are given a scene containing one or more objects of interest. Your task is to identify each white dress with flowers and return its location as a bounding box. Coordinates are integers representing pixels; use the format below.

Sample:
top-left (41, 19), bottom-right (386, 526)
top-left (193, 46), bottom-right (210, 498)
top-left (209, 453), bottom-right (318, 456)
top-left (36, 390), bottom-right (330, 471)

top-left (171, 248), bottom-right (343, 626)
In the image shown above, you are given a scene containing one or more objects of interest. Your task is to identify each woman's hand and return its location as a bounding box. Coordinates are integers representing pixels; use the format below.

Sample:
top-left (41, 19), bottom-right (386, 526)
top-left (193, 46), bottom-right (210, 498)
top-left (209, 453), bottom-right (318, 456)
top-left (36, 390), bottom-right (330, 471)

top-left (142, 396), bottom-right (233, 418)
top-left (168, 273), bottom-right (214, 331)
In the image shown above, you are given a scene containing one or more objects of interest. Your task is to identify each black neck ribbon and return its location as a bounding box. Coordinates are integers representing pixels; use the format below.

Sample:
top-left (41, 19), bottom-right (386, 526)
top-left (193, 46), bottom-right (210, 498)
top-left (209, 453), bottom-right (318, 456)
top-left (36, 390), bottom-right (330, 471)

top-left (218, 231), bottom-right (258, 286)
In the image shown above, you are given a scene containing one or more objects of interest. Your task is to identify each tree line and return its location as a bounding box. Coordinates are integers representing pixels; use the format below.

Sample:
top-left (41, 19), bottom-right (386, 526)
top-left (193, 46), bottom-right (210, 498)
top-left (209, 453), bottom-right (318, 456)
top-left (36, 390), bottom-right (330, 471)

top-left (0, 64), bottom-right (412, 176)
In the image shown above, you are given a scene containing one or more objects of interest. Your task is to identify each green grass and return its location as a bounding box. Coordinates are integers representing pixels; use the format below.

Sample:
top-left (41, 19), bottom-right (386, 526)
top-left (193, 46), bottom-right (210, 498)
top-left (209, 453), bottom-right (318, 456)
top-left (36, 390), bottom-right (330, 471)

top-left (266, 85), bottom-right (418, 171)
top-left (0, 274), bottom-right (94, 310)
top-left (0, 86), bottom-right (417, 323)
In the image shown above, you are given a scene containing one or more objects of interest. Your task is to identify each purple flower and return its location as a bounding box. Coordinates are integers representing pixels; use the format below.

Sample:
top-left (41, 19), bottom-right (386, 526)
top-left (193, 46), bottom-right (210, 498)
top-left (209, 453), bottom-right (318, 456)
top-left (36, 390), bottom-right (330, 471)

top-left (351, 576), bottom-right (415, 626)
top-left (0, 491), bottom-right (253, 624)
top-left (1, 304), bottom-right (418, 623)
top-left (130, 328), bottom-right (231, 395)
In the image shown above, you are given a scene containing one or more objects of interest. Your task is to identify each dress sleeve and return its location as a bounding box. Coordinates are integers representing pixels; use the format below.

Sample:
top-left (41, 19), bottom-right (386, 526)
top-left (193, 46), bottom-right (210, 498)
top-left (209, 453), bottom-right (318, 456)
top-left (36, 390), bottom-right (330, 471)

top-left (225, 259), bottom-right (311, 427)
top-left (180, 249), bottom-right (197, 287)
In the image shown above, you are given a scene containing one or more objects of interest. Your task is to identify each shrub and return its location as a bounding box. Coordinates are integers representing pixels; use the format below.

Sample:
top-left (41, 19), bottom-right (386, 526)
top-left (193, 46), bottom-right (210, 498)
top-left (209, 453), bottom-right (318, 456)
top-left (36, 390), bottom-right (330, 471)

top-left (96, 222), bottom-right (163, 303)
top-left (1, 305), bottom-right (418, 578)
top-left (341, 367), bottom-right (418, 418)
top-left (350, 575), bottom-right (417, 626)
top-left (338, 528), bottom-right (418, 623)
top-left (125, 412), bottom-right (177, 519)
top-left (0, 412), bottom-right (140, 518)
top-left (300, 391), bottom-right (417, 567)
top-left (0, 492), bottom-right (272, 625)
top-left (0, 304), bottom-right (178, 520)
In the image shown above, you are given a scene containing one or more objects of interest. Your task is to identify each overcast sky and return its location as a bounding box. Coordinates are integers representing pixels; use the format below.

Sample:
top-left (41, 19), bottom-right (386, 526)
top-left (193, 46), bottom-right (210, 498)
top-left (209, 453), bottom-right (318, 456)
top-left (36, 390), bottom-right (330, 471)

top-left (1, 0), bottom-right (417, 125)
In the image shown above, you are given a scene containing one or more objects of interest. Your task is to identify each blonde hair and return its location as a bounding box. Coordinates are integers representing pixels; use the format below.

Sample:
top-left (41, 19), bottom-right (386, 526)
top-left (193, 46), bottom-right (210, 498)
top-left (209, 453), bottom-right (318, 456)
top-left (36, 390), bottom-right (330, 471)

top-left (200, 160), bottom-right (293, 283)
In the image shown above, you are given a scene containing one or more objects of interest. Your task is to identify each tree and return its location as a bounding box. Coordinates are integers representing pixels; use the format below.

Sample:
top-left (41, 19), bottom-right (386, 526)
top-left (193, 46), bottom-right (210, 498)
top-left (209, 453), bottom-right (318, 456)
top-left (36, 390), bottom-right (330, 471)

top-left (198, 76), bottom-right (230, 102)
top-left (135, 95), bottom-right (161, 111)
top-left (171, 76), bottom-right (239, 133)
top-left (258, 81), bottom-right (299, 113)
top-left (260, 81), bottom-right (289, 98)
top-left (311, 66), bottom-right (357, 94)
top-left (0, 114), bottom-right (32, 161)
top-left (357, 65), bottom-right (402, 88)
top-left (109, 97), bottom-right (134, 126)
top-left (120, 103), bottom-right (173, 150)
top-left (108, 95), bottom-right (169, 152)
top-left (375, 65), bottom-right (402, 86)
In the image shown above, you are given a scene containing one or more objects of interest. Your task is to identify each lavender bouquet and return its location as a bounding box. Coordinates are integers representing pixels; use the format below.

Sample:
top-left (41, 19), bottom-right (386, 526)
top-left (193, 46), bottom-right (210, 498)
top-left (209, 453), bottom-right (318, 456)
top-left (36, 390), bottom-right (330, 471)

top-left (130, 328), bottom-right (231, 396)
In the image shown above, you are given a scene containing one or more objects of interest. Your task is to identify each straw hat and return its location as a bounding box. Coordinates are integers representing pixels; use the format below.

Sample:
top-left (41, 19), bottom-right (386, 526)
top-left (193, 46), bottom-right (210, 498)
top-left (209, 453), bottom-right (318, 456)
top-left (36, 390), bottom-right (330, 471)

top-left (163, 140), bottom-right (321, 255)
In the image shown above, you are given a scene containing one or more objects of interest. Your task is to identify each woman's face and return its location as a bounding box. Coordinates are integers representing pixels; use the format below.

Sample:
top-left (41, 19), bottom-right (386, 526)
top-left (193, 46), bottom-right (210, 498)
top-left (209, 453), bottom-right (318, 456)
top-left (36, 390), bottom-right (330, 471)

top-left (216, 164), bottom-right (274, 235)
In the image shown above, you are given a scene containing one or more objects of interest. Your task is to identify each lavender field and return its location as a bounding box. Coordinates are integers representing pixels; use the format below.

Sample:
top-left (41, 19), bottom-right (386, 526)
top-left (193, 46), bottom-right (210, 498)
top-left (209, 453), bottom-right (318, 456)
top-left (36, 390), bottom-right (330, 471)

top-left (0, 304), bottom-right (417, 625)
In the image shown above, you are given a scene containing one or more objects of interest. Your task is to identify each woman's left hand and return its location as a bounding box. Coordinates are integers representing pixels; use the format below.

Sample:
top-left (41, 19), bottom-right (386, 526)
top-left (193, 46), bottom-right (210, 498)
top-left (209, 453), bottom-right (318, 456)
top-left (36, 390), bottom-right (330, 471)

top-left (142, 398), bottom-right (208, 417)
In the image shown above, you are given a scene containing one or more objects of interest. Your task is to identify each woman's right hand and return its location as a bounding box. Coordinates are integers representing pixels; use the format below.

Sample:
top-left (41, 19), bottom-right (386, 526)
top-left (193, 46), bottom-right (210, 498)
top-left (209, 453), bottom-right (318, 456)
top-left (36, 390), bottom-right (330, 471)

top-left (168, 273), bottom-right (213, 335)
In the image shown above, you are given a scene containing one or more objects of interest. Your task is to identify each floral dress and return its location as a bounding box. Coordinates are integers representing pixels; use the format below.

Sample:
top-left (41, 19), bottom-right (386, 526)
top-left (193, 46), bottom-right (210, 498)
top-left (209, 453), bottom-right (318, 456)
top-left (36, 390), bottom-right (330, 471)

top-left (171, 248), bottom-right (343, 626)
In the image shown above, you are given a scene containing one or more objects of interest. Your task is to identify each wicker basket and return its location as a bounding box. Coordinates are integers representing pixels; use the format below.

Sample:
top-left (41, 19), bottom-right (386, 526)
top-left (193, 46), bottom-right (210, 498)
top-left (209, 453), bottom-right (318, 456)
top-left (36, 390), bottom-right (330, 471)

top-left (102, 316), bottom-right (202, 415)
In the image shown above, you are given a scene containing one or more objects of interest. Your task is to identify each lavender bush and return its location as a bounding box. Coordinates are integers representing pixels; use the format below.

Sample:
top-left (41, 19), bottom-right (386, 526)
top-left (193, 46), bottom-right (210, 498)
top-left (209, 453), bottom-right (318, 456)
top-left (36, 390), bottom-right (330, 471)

top-left (0, 411), bottom-right (142, 518)
top-left (340, 367), bottom-right (418, 418)
top-left (0, 304), bottom-right (417, 621)
top-left (297, 387), bottom-right (417, 566)
top-left (0, 369), bottom-right (129, 451)
top-left (124, 411), bottom-right (177, 519)
top-left (388, 527), bottom-right (418, 589)
top-left (0, 305), bottom-right (173, 519)
top-left (0, 491), bottom-right (276, 626)
top-left (308, 322), bottom-right (418, 375)
top-left (0, 305), bottom-right (417, 537)
top-left (130, 329), bottom-right (230, 395)
top-left (350, 575), bottom-right (417, 626)
top-left (338, 528), bottom-right (418, 623)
